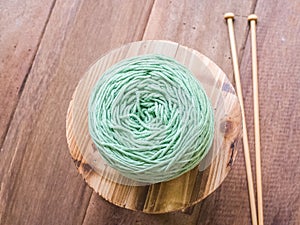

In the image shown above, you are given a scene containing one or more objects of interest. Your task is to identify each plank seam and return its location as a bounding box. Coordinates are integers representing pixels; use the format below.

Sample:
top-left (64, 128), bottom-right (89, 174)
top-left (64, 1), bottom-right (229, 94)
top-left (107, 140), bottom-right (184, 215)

top-left (17, 0), bottom-right (57, 97)
top-left (80, 192), bottom-right (94, 225)
top-left (238, 0), bottom-right (258, 64)
top-left (142, 0), bottom-right (156, 40)
top-left (0, 0), bottom-right (57, 149)
top-left (80, 2), bottom-right (157, 223)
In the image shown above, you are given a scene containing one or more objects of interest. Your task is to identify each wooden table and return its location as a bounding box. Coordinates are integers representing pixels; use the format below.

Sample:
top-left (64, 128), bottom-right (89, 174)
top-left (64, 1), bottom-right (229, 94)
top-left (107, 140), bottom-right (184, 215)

top-left (0, 1), bottom-right (299, 224)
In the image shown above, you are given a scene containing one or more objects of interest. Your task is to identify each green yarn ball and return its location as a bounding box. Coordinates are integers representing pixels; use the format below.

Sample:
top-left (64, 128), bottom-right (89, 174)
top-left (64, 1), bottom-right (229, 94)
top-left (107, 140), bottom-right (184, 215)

top-left (88, 54), bottom-right (214, 183)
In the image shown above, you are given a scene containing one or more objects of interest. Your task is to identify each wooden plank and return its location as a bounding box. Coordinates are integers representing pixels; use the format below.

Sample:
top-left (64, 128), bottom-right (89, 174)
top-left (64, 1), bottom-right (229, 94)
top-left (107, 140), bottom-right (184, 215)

top-left (239, 0), bottom-right (300, 224)
top-left (142, 0), bottom-right (256, 80)
top-left (83, 193), bottom-right (204, 225)
top-left (82, 0), bottom-right (256, 224)
top-left (197, 0), bottom-right (300, 224)
top-left (0, 0), bottom-right (55, 146)
top-left (0, 0), bottom-right (154, 224)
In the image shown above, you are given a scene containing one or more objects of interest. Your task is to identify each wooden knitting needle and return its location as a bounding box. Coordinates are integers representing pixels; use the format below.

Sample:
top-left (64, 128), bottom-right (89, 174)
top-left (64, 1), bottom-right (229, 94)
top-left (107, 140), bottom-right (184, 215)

top-left (224, 12), bottom-right (258, 225)
top-left (248, 14), bottom-right (264, 225)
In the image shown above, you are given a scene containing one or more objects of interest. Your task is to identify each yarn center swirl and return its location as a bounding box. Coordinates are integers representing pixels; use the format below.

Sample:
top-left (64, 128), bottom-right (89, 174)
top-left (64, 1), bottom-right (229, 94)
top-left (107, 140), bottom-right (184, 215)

top-left (88, 54), bottom-right (214, 183)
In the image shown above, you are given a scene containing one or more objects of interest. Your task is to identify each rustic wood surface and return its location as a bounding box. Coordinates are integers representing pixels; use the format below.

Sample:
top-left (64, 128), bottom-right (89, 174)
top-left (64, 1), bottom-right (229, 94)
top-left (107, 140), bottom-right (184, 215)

top-left (0, 0), bottom-right (55, 146)
top-left (0, 0), bottom-right (299, 224)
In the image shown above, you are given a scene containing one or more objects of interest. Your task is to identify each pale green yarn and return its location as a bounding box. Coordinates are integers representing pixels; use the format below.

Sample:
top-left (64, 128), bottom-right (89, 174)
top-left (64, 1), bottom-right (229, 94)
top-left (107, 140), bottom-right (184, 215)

top-left (88, 54), bottom-right (214, 183)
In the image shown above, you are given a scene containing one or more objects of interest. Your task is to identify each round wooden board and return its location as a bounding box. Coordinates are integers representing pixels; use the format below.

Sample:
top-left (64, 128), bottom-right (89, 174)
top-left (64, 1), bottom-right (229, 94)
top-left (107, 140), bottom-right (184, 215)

top-left (66, 40), bottom-right (242, 213)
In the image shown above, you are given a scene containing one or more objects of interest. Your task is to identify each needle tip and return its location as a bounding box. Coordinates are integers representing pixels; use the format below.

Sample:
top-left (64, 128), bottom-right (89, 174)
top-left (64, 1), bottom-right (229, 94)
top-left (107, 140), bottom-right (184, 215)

top-left (224, 12), bottom-right (235, 20)
top-left (248, 14), bottom-right (258, 22)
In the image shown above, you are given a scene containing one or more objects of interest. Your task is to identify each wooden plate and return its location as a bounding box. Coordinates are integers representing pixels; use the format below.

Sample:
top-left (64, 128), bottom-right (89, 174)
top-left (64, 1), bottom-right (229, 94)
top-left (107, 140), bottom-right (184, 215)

top-left (66, 40), bottom-right (242, 213)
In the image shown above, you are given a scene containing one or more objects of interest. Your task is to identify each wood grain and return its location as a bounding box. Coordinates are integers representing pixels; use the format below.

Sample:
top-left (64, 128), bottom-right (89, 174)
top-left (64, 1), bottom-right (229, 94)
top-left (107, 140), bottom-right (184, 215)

top-left (0, 0), bottom-right (154, 224)
top-left (240, 0), bottom-right (300, 224)
top-left (66, 40), bottom-right (242, 213)
top-left (1, 0), bottom-right (299, 224)
top-left (142, 0), bottom-right (256, 80)
top-left (0, 0), bottom-right (55, 146)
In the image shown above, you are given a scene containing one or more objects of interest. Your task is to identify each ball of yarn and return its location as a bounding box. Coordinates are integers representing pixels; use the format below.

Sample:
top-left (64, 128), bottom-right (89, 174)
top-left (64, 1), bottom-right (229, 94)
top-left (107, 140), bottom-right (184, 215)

top-left (88, 54), bottom-right (214, 183)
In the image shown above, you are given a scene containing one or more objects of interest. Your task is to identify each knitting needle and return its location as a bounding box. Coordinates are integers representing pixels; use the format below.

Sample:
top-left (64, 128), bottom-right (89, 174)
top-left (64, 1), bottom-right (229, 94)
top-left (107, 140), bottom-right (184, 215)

top-left (224, 12), bottom-right (258, 225)
top-left (248, 14), bottom-right (264, 225)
